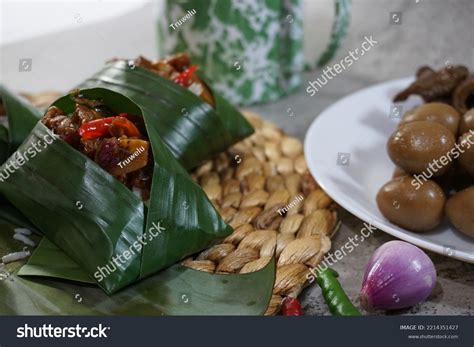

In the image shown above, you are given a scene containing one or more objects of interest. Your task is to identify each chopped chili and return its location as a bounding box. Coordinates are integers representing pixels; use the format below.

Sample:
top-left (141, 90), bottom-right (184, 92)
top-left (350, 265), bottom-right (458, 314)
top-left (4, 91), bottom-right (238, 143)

top-left (281, 297), bottom-right (303, 316)
top-left (78, 115), bottom-right (141, 140)
top-left (173, 65), bottom-right (199, 88)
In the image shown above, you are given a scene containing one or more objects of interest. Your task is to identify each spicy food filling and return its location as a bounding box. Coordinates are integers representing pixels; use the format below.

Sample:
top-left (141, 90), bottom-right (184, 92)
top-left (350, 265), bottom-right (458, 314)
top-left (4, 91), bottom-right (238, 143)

top-left (133, 53), bottom-right (215, 107)
top-left (41, 95), bottom-right (152, 201)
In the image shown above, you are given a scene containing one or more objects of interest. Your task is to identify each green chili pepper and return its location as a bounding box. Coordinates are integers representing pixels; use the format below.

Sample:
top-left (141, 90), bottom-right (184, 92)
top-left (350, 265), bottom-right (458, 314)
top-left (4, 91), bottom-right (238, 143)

top-left (316, 267), bottom-right (361, 316)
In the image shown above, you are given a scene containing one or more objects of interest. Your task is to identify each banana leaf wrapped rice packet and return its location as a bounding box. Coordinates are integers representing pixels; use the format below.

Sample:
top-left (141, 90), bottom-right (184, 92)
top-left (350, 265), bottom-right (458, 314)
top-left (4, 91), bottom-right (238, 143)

top-left (0, 85), bottom-right (43, 227)
top-left (0, 85), bottom-right (41, 163)
top-left (0, 88), bottom-right (233, 294)
top-left (0, 107), bottom-right (9, 164)
top-left (79, 52), bottom-right (254, 170)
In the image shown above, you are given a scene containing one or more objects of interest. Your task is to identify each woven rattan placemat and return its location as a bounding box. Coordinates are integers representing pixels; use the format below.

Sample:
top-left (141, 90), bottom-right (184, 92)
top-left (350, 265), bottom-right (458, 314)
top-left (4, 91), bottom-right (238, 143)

top-left (184, 112), bottom-right (338, 315)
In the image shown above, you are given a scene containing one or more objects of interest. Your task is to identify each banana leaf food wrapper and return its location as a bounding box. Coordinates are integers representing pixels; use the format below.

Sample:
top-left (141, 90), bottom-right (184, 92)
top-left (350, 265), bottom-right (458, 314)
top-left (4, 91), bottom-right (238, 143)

top-left (0, 96), bottom-right (7, 162)
top-left (0, 85), bottom-right (42, 163)
top-left (0, 85), bottom-right (43, 227)
top-left (0, 119), bottom-right (8, 165)
top-left (79, 52), bottom-right (254, 170)
top-left (0, 88), bottom-right (233, 294)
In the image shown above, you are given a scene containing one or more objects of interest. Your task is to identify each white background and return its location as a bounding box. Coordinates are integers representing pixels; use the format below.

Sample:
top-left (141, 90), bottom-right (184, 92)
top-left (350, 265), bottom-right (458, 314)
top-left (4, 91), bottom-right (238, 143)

top-left (0, 0), bottom-right (333, 92)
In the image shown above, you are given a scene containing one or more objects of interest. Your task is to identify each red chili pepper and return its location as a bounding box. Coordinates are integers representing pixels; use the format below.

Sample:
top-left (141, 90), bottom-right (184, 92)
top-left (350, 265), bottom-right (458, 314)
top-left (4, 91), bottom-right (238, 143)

top-left (173, 65), bottom-right (199, 87)
top-left (78, 116), bottom-right (115, 139)
top-left (281, 297), bottom-right (303, 316)
top-left (78, 114), bottom-right (141, 139)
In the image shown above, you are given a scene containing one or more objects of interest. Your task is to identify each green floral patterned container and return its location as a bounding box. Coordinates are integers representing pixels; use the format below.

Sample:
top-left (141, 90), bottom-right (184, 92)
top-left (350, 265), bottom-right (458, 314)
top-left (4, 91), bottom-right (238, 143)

top-left (157, 0), bottom-right (351, 105)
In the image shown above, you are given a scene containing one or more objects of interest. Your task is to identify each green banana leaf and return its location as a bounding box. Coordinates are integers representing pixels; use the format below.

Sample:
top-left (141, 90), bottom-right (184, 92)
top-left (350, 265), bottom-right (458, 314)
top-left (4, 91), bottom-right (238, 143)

top-left (0, 88), bottom-right (234, 294)
top-left (0, 196), bottom-right (39, 234)
top-left (78, 60), bottom-right (254, 170)
top-left (0, 85), bottom-right (43, 231)
top-left (0, 84), bottom-right (42, 154)
top-left (0, 225), bottom-right (276, 315)
top-left (0, 124), bottom-right (8, 163)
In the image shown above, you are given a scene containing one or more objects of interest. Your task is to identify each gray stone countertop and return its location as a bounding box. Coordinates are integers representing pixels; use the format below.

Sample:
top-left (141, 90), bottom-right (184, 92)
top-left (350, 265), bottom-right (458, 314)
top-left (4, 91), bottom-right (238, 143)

top-left (248, 0), bottom-right (474, 315)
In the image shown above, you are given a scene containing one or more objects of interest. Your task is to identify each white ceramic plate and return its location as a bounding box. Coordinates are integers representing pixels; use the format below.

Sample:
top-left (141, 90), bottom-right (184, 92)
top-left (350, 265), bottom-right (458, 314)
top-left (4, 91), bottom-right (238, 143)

top-left (304, 77), bottom-right (474, 263)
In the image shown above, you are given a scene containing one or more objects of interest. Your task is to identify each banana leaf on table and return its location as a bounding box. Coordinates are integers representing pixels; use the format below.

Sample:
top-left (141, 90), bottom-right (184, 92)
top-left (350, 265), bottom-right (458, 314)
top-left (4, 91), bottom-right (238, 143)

top-left (0, 85), bottom-right (43, 229)
top-left (0, 196), bottom-right (39, 234)
top-left (78, 60), bottom-right (254, 170)
top-left (0, 88), bottom-right (238, 295)
top-left (0, 85), bottom-right (42, 154)
top-left (0, 124), bottom-right (8, 164)
top-left (0, 88), bottom-right (275, 314)
top-left (0, 226), bottom-right (275, 315)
